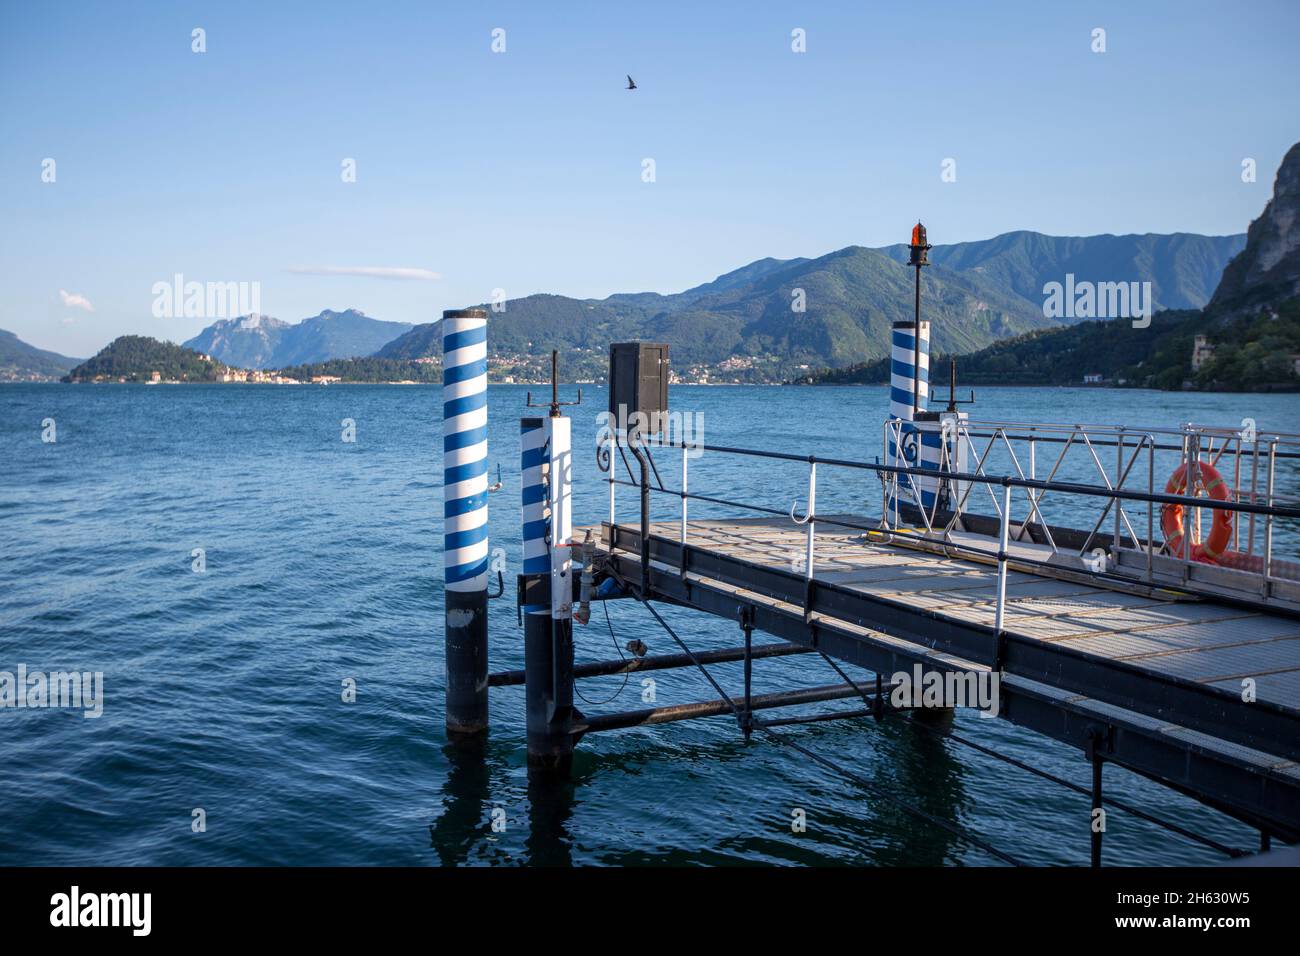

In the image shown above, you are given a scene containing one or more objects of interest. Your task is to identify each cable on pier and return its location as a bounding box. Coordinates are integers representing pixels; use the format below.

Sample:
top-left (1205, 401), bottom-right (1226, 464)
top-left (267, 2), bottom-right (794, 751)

top-left (572, 600), bottom-right (632, 707)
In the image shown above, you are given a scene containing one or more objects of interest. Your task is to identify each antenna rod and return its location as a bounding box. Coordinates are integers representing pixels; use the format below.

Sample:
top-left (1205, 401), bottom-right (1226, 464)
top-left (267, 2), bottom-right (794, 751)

top-left (913, 265), bottom-right (921, 416)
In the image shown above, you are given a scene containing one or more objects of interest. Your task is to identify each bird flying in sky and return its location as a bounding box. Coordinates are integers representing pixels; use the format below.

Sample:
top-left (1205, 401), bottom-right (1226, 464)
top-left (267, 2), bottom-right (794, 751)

top-left (626, 75), bottom-right (637, 90)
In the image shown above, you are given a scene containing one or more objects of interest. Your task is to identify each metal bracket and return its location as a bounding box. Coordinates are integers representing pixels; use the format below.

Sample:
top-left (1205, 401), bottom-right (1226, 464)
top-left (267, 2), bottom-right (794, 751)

top-left (1085, 724), bottom-right (1115, 760)
top-left (517, 571), bottom-right (584, 614)
top-left (526, 349), bottom-right (582, 418)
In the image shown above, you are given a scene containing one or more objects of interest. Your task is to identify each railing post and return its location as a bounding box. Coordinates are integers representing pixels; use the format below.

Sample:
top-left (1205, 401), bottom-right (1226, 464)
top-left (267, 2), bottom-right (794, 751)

top-left (1147, 437), bottom-right (1154, 582)
top-left (608, 453), bottom-right (616, 530)
top-left (1263, 438), bottom-right (1277, 597)
top-left (994, 479), bottom-right (1012, 638)
top-left (680, 444), bottom-right (689, 551)
top-left (1232, 433), bottom-right (1242, 553)
top-left (805, 459), bottom-right (817, 581)
top-left (891, 423), bottom-right (900, 529)
top-left (882, 419), bottom-right (896, 527)
top-left (626, 438), bottom-right (652, 597)
top-left (1247, 434), bottom-right (1261, 554)
top-left (1114, 428), bottom-right (1124, 549)
top-left (1181, 431), bottom-right (1194, 582)
top-left (1028, 436), bottom-right (1036, 528)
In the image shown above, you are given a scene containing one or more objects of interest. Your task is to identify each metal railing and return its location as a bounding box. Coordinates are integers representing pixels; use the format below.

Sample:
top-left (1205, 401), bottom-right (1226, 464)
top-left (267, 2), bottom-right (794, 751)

top-left (881, 417), bottom-right (1300, 597)
top-left (598, 422), bottom-right (1300, 623)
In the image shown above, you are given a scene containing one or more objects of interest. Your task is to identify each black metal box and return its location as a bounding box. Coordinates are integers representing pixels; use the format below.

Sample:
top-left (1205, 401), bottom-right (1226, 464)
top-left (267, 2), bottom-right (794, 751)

top-left (608, 342), bottom-right (669, 436)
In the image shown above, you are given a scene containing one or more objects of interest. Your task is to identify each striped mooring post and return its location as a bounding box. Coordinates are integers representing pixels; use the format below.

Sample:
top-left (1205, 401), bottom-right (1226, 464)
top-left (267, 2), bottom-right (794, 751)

top-left (885, 319), bottom-right (944, 519)
top-left (442, 308), bottom-right (490, 740)
top-left (519, 414), bottom-right (576, 772)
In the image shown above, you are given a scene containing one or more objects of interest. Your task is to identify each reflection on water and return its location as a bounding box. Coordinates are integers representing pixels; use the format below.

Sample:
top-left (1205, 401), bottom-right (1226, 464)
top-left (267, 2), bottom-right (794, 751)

top-left (429, 743), bottom-right (492, 867)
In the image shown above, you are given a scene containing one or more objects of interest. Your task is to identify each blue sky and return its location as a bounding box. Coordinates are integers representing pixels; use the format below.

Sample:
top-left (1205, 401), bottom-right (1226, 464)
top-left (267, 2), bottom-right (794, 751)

top-left (2, 1), bottom-right (1297, 356)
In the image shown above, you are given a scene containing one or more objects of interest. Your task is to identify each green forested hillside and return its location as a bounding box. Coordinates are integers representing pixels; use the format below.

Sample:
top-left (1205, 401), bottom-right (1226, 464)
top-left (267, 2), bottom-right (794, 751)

top-left (64, 336), bottom-right (227, 382)
top-left (379, 246), bottom-right (1055, 382)
top-left (273, 357), bottom-right (442, 383)
top-left (0, 328), bottom-right (81, 381)
top-left (809, 298), bottom-right (1300, 392)
top-left (374, 231), bottom-right (1243, 383)
top-left (876, 231), bottom-right (1244, 312)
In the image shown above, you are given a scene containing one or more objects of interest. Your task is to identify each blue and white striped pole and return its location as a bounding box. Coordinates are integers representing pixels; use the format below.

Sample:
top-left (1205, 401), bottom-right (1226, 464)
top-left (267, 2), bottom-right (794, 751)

top-left (520, 413), bottom-right (575, 771)
top-left (520, 419), bottom-right (549, 616)
top-left (886, 319), bottom-right (943, 519)
top-left (443, 308), bottom-right (489, 739)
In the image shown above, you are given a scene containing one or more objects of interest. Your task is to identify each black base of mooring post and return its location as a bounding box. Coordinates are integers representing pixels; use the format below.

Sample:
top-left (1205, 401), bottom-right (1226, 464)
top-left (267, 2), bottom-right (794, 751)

top-left (524, 612), bottom-right (575, 775)
top-left (445, 589), bottom-right (488, 741)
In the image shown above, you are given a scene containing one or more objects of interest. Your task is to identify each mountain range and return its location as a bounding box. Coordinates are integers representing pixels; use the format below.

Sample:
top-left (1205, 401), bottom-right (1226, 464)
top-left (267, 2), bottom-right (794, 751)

top-left (378, 230), bottom-right (1246, 381)
top-left (813, 143), bottom-right (1300, 392)
top-left (181, 309), bottom-right (412, 369)
top-left (876, 231), bottom-right (1243, 311)
top-left (1, 229), bottom-right (1247, 383)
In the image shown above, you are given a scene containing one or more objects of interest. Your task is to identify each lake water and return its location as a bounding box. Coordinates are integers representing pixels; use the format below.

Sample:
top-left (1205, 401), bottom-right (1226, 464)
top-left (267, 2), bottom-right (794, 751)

top-left (1, 383), bottom-right (1297, 866)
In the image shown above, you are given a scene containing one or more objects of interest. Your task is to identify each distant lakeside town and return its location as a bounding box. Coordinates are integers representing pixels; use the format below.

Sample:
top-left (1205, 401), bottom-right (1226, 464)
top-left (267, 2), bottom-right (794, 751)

top-left (26, 296), bottom-right (1298, 393)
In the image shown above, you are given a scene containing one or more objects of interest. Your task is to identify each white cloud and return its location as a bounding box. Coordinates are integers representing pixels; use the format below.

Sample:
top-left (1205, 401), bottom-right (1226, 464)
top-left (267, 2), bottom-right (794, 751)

top-left (286, 266), bottom-right (441, 281)
top-left (59, 289), bottom-right (95, 312)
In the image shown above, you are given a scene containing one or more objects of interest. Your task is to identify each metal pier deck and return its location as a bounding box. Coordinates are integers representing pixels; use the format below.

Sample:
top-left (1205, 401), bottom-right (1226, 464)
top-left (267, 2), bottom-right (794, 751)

top-left (593, 513), bottom-right (1300, 841)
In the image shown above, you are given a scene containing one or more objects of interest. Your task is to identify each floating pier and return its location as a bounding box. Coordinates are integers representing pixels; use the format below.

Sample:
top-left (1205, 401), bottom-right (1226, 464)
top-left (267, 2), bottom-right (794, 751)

top-left (444, 226), bottom-right (1300, 864)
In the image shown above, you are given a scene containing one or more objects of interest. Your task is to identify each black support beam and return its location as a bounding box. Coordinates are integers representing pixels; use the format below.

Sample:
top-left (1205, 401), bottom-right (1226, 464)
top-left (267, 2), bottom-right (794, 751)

top-left (599, 523), bottom-right (1300, 841)
top-left (608, 523), bottom-right (1300, 765)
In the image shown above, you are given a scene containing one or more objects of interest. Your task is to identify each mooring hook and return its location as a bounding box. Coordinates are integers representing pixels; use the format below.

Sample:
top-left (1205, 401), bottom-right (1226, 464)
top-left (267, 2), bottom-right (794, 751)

top-left (790, 498), bottom-right (813, 525)
top-left (487, 569), bottom-right (505, 599)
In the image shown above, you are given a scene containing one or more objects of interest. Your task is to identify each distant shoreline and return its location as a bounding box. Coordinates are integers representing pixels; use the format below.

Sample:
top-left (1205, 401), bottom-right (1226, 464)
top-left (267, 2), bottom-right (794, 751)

top-left (5, 380), bottom-right (1292, 395)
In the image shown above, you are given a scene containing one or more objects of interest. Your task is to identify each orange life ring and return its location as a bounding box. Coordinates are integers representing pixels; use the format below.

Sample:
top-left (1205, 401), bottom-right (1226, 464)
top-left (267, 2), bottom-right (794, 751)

top-left (1160, 461), bottom-right (1233, 563)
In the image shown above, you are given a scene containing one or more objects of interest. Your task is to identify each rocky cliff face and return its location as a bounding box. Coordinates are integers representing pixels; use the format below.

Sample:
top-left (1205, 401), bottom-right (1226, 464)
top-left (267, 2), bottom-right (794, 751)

top-left (183, 310), bottom-right (411, 368)
top-left (183, 314), bottom-right (289, 369)
top-left (1209, 142), bottom-right (1300, 313)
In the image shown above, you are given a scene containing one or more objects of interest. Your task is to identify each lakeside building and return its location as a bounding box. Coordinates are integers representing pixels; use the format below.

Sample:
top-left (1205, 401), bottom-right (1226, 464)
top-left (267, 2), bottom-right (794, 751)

top-left (1191, 334), bottom-right (1216, 371)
